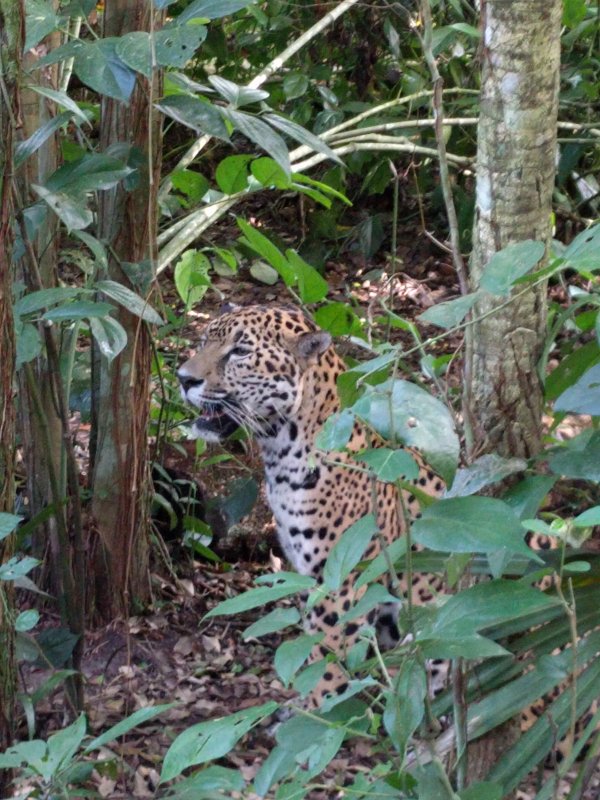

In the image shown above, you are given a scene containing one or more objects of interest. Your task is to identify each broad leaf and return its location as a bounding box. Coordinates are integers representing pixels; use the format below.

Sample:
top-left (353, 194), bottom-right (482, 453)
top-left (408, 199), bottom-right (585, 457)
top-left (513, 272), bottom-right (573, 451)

top-left (161, 702), bottom-right (278, 782)
top-left (251, 157), bottom-right (291, 189)
top-left (412, 496), bottom-right (541, 561)
top-left (562, 223), bottom-right (600, 272)
top-left (74, 39), bottom-right (136, 103)
top-left (95, 280), bottom-right (163, 325)
top-left (224, 108), bottom-right (290, 175)
top-left (479, 240), bottom-right (545, 296)
top-left (547, 430), bottom-right (600, 481)
top-left (154, 23), bottom-right (208, 68)
top-left (242, 607), bottom-right (300, 639)
top-left (554, 362), bottom-right (600, 416)
top-left (446, 454), bottom-right (527, 498)
top-left (215, 154), bottom-right (252, 194)
top-left (0, 513), bottom-right (22, 542)
top-left (157, 95), bottom-right (229, 140)
top-left (418, 292), bottom-right (480, 329)
top-left (274, 633), bottom-right (322, 686)
top-left (32, 183), bottom-right (92, 230)
top-left (89, 315), bottom-right (128, 362)
top-left (237, 219), bottom-right (294, 284)
top-left (174, 250), bottom-right (211, 306)
top-left (264, 112), bottom-right (342, 166)
top-left (205, 573), bottom-right (315, 617)
top-left (352, 379), bottom-right (459, 484)
top-left (177, 0), bottom-right (255, 22)
top-left (357, 448), bottom-right (419, 483)
top-left (85, 704), bottom-right (176, 752)
top-left (42, 301), bottom-right (113, 321)
top-left (315, 408), bottom-right (355, 451)
top-left (285, 249), bottom-right (328, 303)
top-left (323, 513), bottom-right (379, 591)
top-left (208, 75), bottom-right (269, 107)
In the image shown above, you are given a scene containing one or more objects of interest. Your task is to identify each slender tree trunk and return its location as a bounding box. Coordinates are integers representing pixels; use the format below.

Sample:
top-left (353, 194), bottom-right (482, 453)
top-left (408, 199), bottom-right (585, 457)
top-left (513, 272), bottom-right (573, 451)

top-left (16, 39), bottom-right (62, 594)
top-left (90, 0), bottom-right (163, 618)
top-left (0, 0), bottom-right (23, 790)
top-left (469, 0), bottom-right (561, 459)
top-left (466, 0), bottom-right (561, 785)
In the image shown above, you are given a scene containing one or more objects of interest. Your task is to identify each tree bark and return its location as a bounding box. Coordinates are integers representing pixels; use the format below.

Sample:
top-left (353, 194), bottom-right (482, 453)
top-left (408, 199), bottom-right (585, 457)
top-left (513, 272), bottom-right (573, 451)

top-left (466, 0), bottom-right (561, 785)
top-left (469, 0), bottom-right (561, 460)
top-left (90, 0), bottom-right (163, 618)
top-left (0, 0), bottom-right (23, 790)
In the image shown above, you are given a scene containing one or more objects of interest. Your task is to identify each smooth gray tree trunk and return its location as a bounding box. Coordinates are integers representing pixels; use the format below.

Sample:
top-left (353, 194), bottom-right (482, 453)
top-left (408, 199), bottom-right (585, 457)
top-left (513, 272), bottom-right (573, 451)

top-left (466, 0), bottom-right (562, 786)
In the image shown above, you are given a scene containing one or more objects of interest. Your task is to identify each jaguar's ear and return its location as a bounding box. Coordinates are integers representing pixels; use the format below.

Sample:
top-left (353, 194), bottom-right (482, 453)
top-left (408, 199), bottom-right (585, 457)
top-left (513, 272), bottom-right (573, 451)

top-left (290, 331), bottom-right (332, 366)
top-left (219, 301), bottom-right (241, 315)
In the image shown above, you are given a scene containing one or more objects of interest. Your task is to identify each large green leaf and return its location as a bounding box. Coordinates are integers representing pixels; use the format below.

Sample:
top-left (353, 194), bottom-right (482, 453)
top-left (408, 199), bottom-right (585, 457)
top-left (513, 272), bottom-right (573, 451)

top-left (285, 250), bottom-right (328, 303)
top-left (161, 702), bottom-right (278, 782)
top-left (42, 301), bottom-right (113, 321)
top-left (242, 607), bottom-right (300, 640)
top-left (177, 0), bottom-right (255, 23)
top-left (215, 154), bottom-right (252, 194)
top-left (357, 448), bottom-right (419, 483)
top-left (323, 513), bottom-right (379, 591)
top-left (204, 572), bottom-right (315, 617)
top-left (446, 454), bottom-right (527, 498)
top-left (15, 111), bottom-right (72, 169)
top-left (95, 279), bottom-right (163, 325)
top-left (14, 287), bottom-right (84, 317)
top-left (264, 112), bottom-right (342, 165)
top-left (156, 95), bottom-right (229, 140)
top-left (274, 633), bottom-right (322, 686)
top-left (352, 379), bottom-right (459, 484)
top-left (32, 184), bottom-right (92, 231)
top-left (74, 39), bottom-right (136, 102)
top-left (15, 323), bottom-right (42, 368)
top-left (412, 496), bottom-right (541, 561)
top-left (174, 250), bottom-right (211, 306)
top-left (0, 513), bottom-right (22, 542)
top-left (89, 316), bottom-right (128, 362)
top-left (418, 292), bottom-right (480, 329)
top-left (236, 219), bottom-right (294, 284)
top-left (85, 704), bottom-right (176, 752)
top-left (562, 223), bottom-right (600, 271)
top-left (224, 108), bottom-right (290, 176)
top-left (25, 0), bottom-right (62, 50)
top-left (208, 75), bottom-right (269, 107)
top-left (547, 430), bottom-right (600, 481)
top-left (545, 339), bottom-right (600, 401)
top-left (479, 240), bottom-right (545, 296)
top-left (554, 362), bottom-right (600, 416)
top-left (45, 153), bottom-right (131, 194)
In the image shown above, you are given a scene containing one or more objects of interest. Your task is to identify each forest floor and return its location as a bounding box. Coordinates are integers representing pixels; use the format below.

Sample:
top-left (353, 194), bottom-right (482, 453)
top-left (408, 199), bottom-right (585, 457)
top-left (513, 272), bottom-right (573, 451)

top-left (14, 204), bottom-right (599, 799)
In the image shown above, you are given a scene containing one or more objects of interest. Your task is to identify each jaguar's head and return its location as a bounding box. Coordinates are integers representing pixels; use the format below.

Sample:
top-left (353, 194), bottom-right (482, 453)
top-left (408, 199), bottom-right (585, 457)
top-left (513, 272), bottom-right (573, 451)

top-left (178, 305), bottom-right (331, 441)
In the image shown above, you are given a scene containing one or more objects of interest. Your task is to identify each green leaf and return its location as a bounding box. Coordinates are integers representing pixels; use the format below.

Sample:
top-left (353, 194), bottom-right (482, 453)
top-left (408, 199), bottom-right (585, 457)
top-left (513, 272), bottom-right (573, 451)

top-left (274, 633), bottom-right (322, 686)
top-left (215, 154), bottom-right (252, 194)
top-left (352, 379), bottom-right (459, 484)
top-left (459, 782), bottom-right (502, 800)
top-left (323, 513), bottom-right (379, 591)
top-left (89, 315), bottom-right (128, 362)
top-left (314, 303), bottom-right (363, 336)
top-left (547, 430), bottom-right (600, 481)
top-left (384, 659), bottom-right (426, 753)
top-left (72, 231), bottom-right (108, 271)
top-left (32, 183), bottom-right (93, 231)
top-left (115, 31), bottom-right (153, 77)
top-left (15, 287), bottom-right (84, 317)
top-left (479, 240), bottom-right (545, 296)
top-left (15, 323), bottom-right (42, 368)
top-left (315, 408), bottom-right (355, 451)
top-left (264, 113), bottom-right (342, 166)
top-left (154, 23), bottom-right (208, 68)
top-left (249, 260), bottom-right (279, 285)
top-left (42, 301), bottom-right (113, 321)
top-left (205, 573), bottom-right (315, 618)
top-left (35, 626), bottom-right (78, 667)
top-left (339, 583), bottom-right (397, 624)
top-left (0, 513), bottom-right (22, 542)
top-left (45, 714), bottom-right (87, 775)
top-left (161, 766), bottom-right (244, 799)
top-left (171, 169), bottom-right (209, 203)
top-left (176, 0), bottom-right (253, 20)
top-left (224, 109), bottom-right (290, 176)
top-left (293, 659), bottom-right (328, 698)
top-left (85, 704), bottom-right (176, 752)
top-left (74, 39), bottom-right (136, 102)
top-left (161, 702), bottom-right (278, 782)
top-left (208, 75), bottom-right (269, 107)
top-left (573, 506), bottom-right (600, 526)
top-left (412, 497), bottom-right (541, 561)
top-left (355, 537), bottom-right (406, 590)
top-left (157, 95), bottom-right (229, 140)
top-left (25, 0), bottom-right (61, 50)
top-left (562, 223), bottom-right (600, 271)
top-left (502, 475), bottom-right (556, 520)
top-left (0, 556), bottom-right (41, 581)
top-left (251, 157), bottom-right (291, 189)
top-left (15, 111), bottom-right (72, 169)
top-left (15, 610), bottom-right (40, 632)
top-left (554, 362), bottom-right (600, 416)
top-left (446, 454), bottom-right (527, 498)
top-left (285, 250), bottom-right (328, 303)
top-left (95, 280), bottom-right (163, 325)
top-left (237, 219), bottom-right (295, 284)
top-left (545, 340), bottom-right (600, 401)
top-left (242, 607), bottom-right (300, 639)
top-left (418, 292), bottom-right (480, 329)
top-left (174, 250), bottom-right (211, 306)
top-left (283, 73), bottom-right (309, 100)
top-left (45, 153), bottom-right (131, 194)
top-left (357, 448), bottom-right (419, 483)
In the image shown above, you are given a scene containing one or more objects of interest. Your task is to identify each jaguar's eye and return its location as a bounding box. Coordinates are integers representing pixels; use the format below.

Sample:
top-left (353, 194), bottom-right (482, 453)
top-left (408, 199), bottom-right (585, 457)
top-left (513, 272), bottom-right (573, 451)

top-left (229, 346), bottom-right (251, 358)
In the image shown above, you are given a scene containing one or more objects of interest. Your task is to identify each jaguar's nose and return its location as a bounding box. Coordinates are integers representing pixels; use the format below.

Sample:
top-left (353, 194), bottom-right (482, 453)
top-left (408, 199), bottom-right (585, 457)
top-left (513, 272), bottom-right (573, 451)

top-left (178, 373), bottom-right (203, 393)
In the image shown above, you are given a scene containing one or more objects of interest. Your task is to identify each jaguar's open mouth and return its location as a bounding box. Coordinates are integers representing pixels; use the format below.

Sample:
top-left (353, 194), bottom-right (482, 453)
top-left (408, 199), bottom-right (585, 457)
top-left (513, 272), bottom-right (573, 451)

top-left (191, 403), bottom-right (239, 442)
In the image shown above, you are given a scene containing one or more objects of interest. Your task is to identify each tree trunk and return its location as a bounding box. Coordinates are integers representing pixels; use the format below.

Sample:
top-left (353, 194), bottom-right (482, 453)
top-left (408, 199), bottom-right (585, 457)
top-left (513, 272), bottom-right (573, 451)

top-left (466, 0), bottom-right (561, 785)
top-left (16, 37), bottom-right (62, 594)
top-left (0, 0), bottom-right (23, 790)
top-left (90, 0), bottom-right (163, 618)
top-left (469, 0), bottom-right (561, 459)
